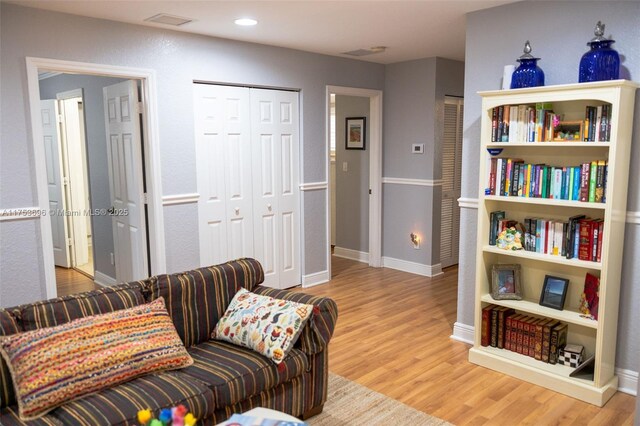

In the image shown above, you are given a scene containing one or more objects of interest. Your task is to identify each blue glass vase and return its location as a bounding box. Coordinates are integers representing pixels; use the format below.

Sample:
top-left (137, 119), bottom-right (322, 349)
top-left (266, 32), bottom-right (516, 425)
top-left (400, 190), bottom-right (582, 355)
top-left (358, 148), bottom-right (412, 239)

top-left (510, 41), bottom-right (545, 89)
top-left (579, 22), bottom-right (620, 83)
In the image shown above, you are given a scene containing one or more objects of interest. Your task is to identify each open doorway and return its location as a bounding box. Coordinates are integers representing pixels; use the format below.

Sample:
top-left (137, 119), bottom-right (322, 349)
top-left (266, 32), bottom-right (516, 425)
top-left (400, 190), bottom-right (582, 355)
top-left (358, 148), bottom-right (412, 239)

top-left (325, 86), bottom-right (382, 280)
top-left (27, 57), bottom-right (166, 299)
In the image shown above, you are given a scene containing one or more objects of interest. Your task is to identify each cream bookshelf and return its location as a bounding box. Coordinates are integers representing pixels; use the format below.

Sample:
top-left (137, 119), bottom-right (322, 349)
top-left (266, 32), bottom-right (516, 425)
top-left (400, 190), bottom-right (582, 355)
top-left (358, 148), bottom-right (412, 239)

top-left (468, 80), bottom-right (639, 406)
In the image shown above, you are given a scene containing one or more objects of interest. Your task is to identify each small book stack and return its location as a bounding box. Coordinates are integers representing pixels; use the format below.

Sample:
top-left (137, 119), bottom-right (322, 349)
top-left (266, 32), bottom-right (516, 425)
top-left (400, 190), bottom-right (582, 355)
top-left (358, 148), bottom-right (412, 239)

top-left (485, 158), bottom-right (608, 202)
top-left (481, 305), bottom-right (568, 364)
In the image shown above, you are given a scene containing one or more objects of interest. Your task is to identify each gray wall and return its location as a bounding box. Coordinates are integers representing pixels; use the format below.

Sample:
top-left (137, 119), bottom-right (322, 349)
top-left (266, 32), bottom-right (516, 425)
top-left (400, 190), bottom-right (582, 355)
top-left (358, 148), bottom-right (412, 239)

top-left (335, 95), bottom-right (370, 253)
top-left (39, 74), bottom-right (127, 280)
top-left (383, 58), bottom-right (464, 267)
top-left (459, 0), bottom-right (640, 373)
top-left (0, 3), bottom-right (385, 307)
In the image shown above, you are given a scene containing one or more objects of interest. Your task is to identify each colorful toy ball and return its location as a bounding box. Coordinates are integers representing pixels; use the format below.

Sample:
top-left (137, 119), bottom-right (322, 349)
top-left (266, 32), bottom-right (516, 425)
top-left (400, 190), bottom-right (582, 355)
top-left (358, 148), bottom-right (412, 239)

top-left (184, 413), bottom-right (197, 426)
top-left (137, 409), bottom-right (152, 425)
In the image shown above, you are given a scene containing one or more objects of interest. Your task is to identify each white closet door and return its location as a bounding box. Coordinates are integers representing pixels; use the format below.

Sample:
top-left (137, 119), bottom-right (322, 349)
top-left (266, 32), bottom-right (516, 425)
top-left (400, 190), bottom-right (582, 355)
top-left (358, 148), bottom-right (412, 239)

top-left (251, 89), bottom-right (300, 289)
top-left (194, 84), bottom-right (254, 266)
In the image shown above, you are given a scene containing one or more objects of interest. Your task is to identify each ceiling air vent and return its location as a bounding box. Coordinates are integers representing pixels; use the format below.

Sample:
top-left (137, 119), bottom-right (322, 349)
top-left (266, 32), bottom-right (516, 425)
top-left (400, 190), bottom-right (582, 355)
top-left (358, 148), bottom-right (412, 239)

top-left (145, 13), bottom-right (193, 26)
top-left (342, 46), bottom-right (387, 57)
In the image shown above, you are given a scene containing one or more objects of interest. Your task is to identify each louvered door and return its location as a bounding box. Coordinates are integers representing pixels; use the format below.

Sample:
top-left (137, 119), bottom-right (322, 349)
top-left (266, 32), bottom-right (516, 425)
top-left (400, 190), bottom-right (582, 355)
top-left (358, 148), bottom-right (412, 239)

top-left (440, 97), bottom-right (463, 268)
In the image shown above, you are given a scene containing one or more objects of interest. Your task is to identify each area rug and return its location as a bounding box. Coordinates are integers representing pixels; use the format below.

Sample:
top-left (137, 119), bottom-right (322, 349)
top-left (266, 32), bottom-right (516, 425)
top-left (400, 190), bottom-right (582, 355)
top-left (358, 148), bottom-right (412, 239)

top-left (308, 373), bottom-right (452, 425)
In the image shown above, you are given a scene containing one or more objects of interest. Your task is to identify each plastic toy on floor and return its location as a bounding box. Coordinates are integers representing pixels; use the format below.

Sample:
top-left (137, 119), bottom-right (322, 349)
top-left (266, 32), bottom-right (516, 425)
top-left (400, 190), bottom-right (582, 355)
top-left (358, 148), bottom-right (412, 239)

top-left (137, 406), bottom-right (197, 426)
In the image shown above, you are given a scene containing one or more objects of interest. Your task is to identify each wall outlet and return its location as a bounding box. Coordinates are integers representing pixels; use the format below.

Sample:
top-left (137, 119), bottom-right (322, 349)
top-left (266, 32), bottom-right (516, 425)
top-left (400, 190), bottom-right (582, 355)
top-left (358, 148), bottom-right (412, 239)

top-left (110, 252), bottom-right (115, 265)
top-left (412, 143), bottom-right (424, 154)
top-left (342, 161), bottom-right (348, 172)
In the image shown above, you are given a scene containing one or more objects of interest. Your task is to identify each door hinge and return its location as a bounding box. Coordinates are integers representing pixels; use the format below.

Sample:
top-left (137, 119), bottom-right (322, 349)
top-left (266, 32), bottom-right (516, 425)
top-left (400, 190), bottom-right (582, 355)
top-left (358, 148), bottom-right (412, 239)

top-left (67, 238), bottom-right (73, 246)
top-left (369, 189), bottom-right (372, 195)
top-left (62, 176), bottom-right (69, 186)
top-left (136, 102), bottom-right (144, 114)
top-left (142, 193), bottom-right (149, 204)
top-left (57, 114), bottom-right (64, 123)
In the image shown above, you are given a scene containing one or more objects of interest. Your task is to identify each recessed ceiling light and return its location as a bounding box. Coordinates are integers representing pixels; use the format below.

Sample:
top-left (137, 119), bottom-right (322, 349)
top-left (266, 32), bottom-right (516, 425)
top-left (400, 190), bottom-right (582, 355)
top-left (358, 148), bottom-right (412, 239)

top-left (235, 18), bottom-right (258, 26)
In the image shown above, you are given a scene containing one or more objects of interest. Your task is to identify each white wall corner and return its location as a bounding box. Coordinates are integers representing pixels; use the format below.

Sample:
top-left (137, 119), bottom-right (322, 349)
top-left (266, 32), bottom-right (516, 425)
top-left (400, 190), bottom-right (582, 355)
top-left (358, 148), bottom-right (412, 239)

top-left (94, 270), bottom-right (117, 287)
top-left (450, 322), bottom-right (474, 345)
top-left (301, 270), bottom-right (330, 288)
top-left (333, 247), bottom-right (369, 263)
top-left (615, 368), bottom-right (638, 396)
top-left (381, 256), bottom-right (443, 277)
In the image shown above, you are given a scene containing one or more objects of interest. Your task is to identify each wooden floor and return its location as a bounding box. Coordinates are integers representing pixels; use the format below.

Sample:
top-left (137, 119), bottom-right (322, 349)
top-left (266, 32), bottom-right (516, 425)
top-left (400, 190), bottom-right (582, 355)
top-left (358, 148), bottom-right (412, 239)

top-left (55, 267), bottom-right (97, 297)
top-left (300, 257), bottom-right (636, 425)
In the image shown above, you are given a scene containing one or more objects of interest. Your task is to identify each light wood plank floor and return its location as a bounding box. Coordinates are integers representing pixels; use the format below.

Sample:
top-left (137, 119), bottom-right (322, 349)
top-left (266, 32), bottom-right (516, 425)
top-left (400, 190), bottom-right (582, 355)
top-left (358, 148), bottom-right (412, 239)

top-left (300, 256), bottom-right (636, 425)
top-left (55, 267), bottom-right (97, 297)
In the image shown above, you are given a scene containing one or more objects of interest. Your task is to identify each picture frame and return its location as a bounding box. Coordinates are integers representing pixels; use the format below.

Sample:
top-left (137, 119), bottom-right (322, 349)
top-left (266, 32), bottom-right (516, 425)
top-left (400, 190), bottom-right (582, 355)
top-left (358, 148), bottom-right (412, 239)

top-left (345, 117), bottom-right (366, 150)
top-left (553, 120), bottom-right (584, 141)
top-left (539, 275), bottom-right (570, 310)
top-left (491, 264), bottom-right (522, 300)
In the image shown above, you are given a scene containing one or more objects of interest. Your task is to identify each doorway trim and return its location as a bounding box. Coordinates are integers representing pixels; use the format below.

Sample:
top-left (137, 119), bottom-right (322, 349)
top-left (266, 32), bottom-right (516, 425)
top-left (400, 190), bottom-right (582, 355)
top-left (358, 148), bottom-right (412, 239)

top-left (26, 57), bottom-right (166, 299)
top-left (325, 85), bottom-right (383, 276)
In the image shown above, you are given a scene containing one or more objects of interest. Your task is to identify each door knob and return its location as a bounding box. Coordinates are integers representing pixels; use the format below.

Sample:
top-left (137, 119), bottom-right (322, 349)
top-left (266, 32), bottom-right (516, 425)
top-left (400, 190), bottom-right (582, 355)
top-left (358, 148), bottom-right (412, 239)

top-left (235, 207), bottom-right (240, 215)
top-left (267, 204), bottom-right (272, 210)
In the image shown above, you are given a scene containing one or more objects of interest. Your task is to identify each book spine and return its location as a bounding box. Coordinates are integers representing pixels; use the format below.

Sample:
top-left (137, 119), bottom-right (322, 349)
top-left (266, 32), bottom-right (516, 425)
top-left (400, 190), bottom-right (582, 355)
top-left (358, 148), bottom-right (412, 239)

top-left (589, 161), bottom-right (597, 202)
top-left (534, 320), bottom-right (545, 360)
top-left (549, 324), bottom-right (568, 365)
top-left (528, 318), bottom-right (537, 357)
top-left (504, 315), bottom-right (513, 351)
top-left (597, 220), bottom-right (604, 262)
top-left (578, 220), bottom-right (593, 261)
top-left (542, 322), bottom-right (558, 363)
top-left (580, 163), bottom-right (590, 202)
top-left (500, 159), bottom-right (507, 196)
top-left (492, 107), bottom-right (498, 142)
top-left (516, 316), bottom-right (526, 354)
top-left (595, 160), bottom-right (605, 203)
top-left (481, 306), bottom-right (491, 347)
top-left (592, 220), bottom-right (600, 262)
top-left (490, 308), bottom-right (499, 347)
top-left (497, 106), bottom-right (504, 142)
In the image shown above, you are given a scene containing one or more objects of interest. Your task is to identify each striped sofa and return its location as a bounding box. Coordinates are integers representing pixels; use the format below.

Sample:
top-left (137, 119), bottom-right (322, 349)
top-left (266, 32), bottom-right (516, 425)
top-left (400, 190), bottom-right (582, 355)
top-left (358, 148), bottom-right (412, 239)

top-left (0, 258), bottom-right (338, 425)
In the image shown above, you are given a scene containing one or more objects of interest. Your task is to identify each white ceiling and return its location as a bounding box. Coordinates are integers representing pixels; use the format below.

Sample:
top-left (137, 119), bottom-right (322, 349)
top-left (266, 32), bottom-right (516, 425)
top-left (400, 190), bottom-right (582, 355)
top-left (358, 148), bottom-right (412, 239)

top-left (9, 0), bottom-right (519, 64)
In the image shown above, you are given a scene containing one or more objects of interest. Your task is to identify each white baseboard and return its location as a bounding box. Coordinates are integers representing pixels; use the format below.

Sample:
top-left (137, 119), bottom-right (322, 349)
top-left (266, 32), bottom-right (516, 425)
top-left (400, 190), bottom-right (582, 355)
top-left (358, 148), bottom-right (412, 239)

top-left (450, 322), bottom-right (474, 344)
top-left (334, 247), bottom-right (369, 263)
top-left (449, 323), bottom-right (638, 396)
top-left (381, 256), bottom-right (443, 277)
top-left (302, 270), bottom-right (330, 288)
top-left (616, 368), bottom-right (638, 396)
top-left (94, 270), bottom-right (117, 287)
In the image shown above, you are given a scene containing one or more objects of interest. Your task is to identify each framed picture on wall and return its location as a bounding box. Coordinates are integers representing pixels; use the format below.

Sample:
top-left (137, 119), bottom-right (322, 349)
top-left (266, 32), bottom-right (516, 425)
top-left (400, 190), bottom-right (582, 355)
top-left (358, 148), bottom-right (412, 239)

top-left (345, 117), bottom-right (366, 150)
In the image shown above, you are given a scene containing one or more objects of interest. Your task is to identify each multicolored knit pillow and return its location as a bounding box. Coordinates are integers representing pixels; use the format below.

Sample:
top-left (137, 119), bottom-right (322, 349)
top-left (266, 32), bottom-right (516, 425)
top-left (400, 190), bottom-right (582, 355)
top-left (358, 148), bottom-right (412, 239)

top-left (0, 297), bottom-right (193, 420)
top-left (212, 288), bottom-right (313, 363)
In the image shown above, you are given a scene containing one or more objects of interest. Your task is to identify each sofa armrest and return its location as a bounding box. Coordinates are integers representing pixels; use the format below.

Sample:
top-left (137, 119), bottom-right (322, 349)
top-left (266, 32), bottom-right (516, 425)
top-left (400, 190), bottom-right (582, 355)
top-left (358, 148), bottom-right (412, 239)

top-left (252, 286), bottom-right (338, 355)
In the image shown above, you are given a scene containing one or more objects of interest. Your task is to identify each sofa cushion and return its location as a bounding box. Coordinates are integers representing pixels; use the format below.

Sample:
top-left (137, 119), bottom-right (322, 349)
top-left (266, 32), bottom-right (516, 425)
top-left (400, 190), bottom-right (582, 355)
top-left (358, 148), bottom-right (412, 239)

top-left (47, 371), bottom-right (215, 426)
top-left (0, 406), bottom-right (62, 426)
top-left (16, 282), bottom-right (147, 331)
top-left (150, 258), bottom-right (264, 348)
top-left (180, 340), bottom-right (309, 408)
top-left (0, 308), bottom-right (21, 408)
top-left (252, 286), bottom-right (339, 355)
top-left (0, 297), bottom-right (193, 420)
top-left (212, 288), bottom-right (313, 363)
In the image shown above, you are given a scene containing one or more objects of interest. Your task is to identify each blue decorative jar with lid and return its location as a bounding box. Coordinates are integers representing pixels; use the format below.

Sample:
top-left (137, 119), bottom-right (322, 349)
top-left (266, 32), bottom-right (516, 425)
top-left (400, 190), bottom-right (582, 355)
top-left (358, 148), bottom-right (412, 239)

top-left (579, 21), bottom-right (620, 83)
top-left (510, 41), bottom-right (545, 89)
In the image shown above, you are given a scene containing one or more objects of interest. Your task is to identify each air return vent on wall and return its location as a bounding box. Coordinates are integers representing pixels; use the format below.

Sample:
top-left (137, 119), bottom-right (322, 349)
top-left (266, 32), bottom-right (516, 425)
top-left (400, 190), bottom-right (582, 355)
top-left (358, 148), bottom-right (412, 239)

top-left (342, 46), bottom-right (387, 57)
top-left (145, 13), bottom-right (193, 26)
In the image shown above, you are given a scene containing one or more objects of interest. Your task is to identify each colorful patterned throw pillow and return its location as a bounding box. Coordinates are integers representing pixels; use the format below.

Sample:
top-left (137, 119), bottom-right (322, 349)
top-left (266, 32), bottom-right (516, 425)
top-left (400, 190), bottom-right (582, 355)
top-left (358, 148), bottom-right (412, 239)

top-left (212, 288), bottom-right (313, 363)
top-left (0, 297), bottom-right (193, 420)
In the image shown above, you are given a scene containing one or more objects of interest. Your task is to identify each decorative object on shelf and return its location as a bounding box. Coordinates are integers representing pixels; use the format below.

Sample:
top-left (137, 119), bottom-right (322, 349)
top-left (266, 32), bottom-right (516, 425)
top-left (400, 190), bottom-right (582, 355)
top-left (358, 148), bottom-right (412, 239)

top-left (502, 65), bottom-right (515, 90)
top-left (510, 41), bottom-right (545, 89)
top-left (539, 275), bottom-right (569, 310)
top-left (496, 226), bottom-right (524, 251)
top-left (345, 117), bottom-right (366, 150)
top-left (491, 264), bottom-right (522, 300)
top-left (553, 120), bottom-right (583, 141)
top-left (559, 344), bottom-right (585, 368)
top-left (486, 147), bottom-right (503, 156)
top-left (569, 354), bottom-right (595, 380)
top-left (579, 273), bottom-right (600, 320)
top-left (579, 21), bottom-right (620, 83)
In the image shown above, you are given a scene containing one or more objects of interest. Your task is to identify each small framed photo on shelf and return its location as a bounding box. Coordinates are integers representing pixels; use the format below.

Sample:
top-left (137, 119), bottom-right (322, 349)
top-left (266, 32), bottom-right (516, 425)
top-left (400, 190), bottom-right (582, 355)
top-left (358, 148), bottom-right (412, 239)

top-left (539, 275), bottom-right (570, 310)
top-left (491, 264), bottom-right (522, 300)
top-left (345, 117), bottom-right (366, 150)
top-left (553, 120), bottom-right (584, 141)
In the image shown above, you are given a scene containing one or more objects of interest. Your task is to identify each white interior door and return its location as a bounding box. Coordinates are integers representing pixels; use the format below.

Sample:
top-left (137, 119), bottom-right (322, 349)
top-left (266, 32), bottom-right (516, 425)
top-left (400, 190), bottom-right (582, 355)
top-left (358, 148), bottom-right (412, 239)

top-left (41, 99), bottom-right (71, 268)
top-left (103, 80), bottom-right (148, 282)
top-left (251, 88), bottom-right (300, 289)
top-left (441, 97), bottom-right (463, 268)
top-left (194, 84), bottom-right (254, 266)
top-left (59, 96), bottom-right (90, 266)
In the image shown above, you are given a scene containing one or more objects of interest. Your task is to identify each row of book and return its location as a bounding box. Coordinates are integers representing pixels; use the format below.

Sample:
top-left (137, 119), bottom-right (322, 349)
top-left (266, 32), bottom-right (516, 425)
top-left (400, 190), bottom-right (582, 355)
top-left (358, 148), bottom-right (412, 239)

top-left (490, 103), bottom-right (612, 143)
top-left (489, 212), bottom-right (604, 262)
top-left (485, 157), bottom-right (607, 203)
top-left (482, 305), bottom-right (568, 364)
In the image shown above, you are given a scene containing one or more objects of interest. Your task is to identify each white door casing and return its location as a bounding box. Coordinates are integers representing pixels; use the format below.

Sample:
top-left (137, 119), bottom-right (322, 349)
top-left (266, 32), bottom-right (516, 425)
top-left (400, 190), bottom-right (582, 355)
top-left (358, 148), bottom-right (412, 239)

top-left (103, 80), bottom-right (149, 282)
top-left (194, 84), bottom-right (254, 266)
top-left (41, 99), bottom-right (71, 268)
top-left (251, 88), bottom-right (301, 288)
top-left (441, 97), bottom-right (463, 268)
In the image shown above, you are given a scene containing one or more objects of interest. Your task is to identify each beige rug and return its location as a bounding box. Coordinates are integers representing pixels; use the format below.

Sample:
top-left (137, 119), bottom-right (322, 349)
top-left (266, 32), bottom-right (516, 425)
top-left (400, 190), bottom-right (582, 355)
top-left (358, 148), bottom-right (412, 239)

top-left (308, 373), bottom-right (452, 426)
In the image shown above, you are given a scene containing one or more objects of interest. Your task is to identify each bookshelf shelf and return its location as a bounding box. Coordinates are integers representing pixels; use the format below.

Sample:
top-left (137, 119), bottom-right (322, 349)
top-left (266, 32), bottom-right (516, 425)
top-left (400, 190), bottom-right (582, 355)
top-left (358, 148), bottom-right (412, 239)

top-left (487, 142), bottom-right (611, 148)
top-left (471, 80), bottom-right (639, 407)
top-left (484, 195), bottom-right (606, 210)
top-left (482, 245), bottom-right (602, 271)
top-left (479, 294), bottom-right (598, 329)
